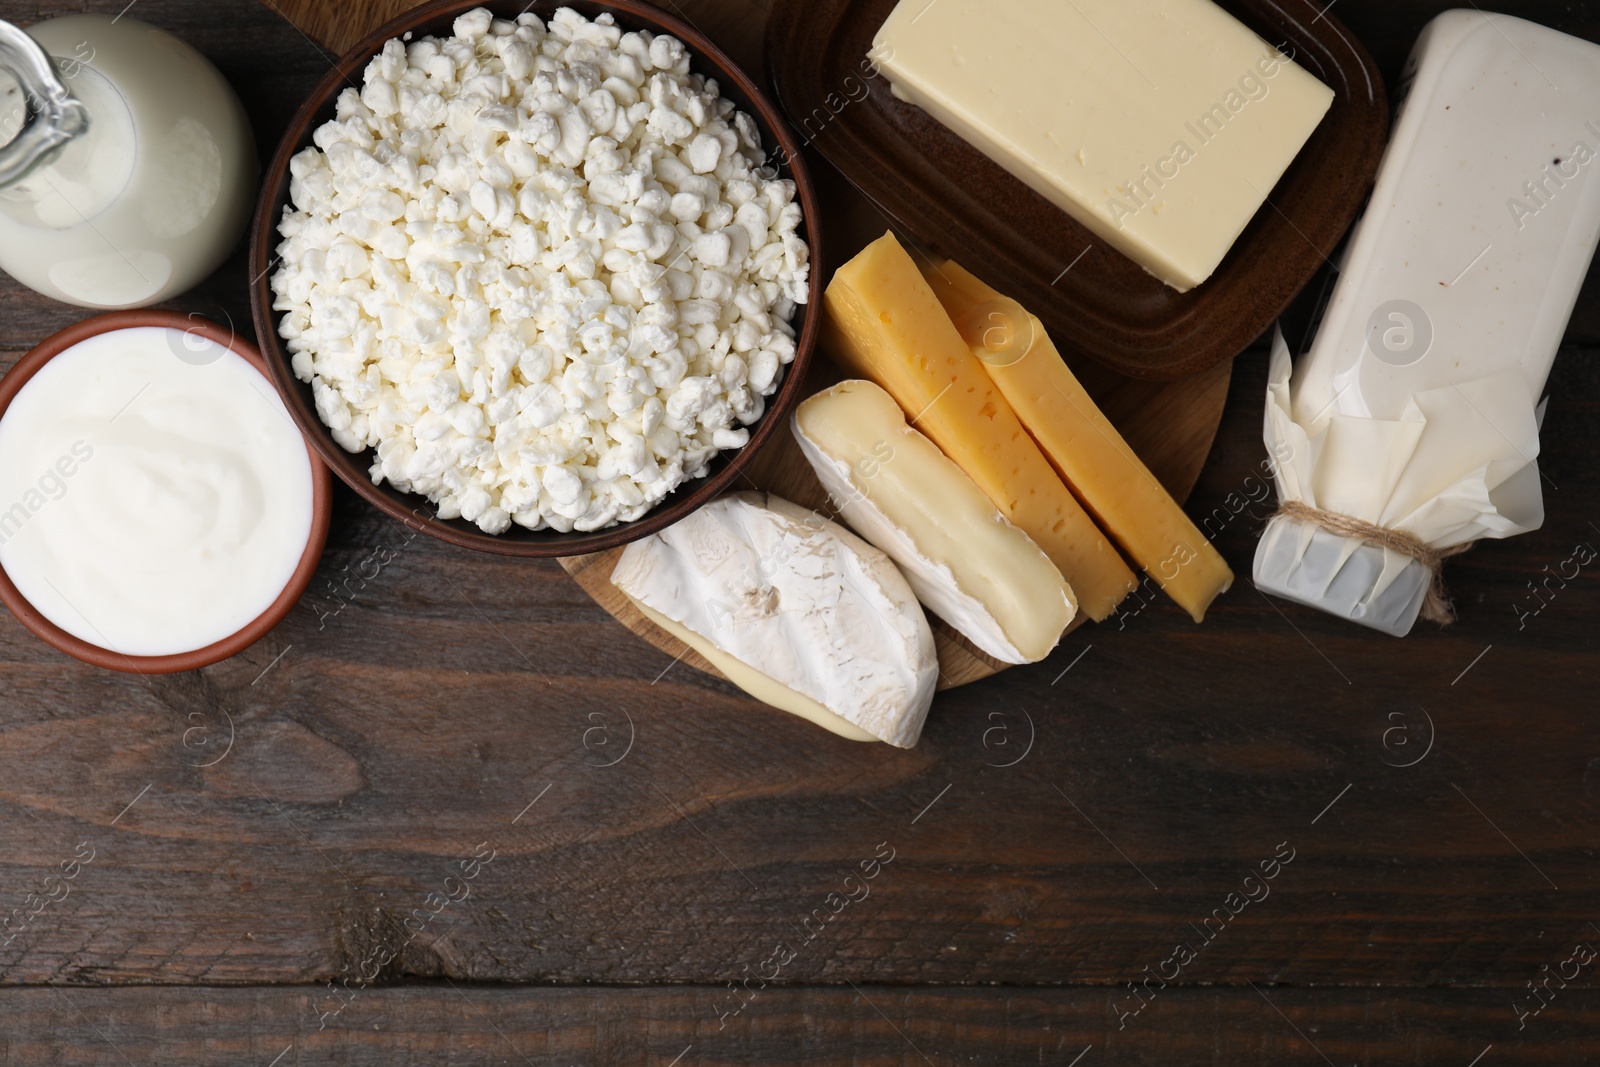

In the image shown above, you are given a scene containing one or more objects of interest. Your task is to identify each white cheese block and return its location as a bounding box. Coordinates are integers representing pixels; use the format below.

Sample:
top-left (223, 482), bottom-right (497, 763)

top-left (610, 492), bottom-right (938, 748)
top-left (792, 380), bottom-right (1076, 665)
top-left (628, 600), bottom-right (877, 743)
top-left (1254, 11), bottom-right (1600, 635)
top-left (870, 0), bottom-right (1334, 291)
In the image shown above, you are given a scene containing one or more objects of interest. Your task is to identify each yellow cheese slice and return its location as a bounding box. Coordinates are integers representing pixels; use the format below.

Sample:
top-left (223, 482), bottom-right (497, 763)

top-left (822, 232), bottom-right (1137, 621)
top-left (627, 598), bottom-right (879, 744)
top-left (922, 259), bottom-right (1234, 623)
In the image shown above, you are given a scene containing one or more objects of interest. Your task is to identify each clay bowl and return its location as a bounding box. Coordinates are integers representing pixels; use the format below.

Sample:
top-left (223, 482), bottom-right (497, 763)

top-left (248, 0), bottom-right (823, 558)
top-left (0, 311), bottom-right (333, 674)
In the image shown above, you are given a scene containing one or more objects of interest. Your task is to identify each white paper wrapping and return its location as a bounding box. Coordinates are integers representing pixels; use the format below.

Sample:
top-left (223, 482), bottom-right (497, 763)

top-left (1253, 10), bottom-right (1600, 636)
top-left (1256, 330), bottom-right (1547, 635)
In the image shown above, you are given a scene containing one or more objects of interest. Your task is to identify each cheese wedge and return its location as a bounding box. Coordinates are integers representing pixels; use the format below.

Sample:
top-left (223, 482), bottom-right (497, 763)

top-left (610, 492), bottom-right (938, 748)
top-left (922, 259), bottom-right (1234, 622)
top-left (794, 381), bottom-right (1076, 664)
top-left (822, 232), bottom-right (1137, 621)
top-left (628, 600), bottom-right (877, 743)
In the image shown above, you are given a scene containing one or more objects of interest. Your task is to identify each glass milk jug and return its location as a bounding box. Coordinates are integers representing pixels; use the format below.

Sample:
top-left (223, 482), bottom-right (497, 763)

top-left (0, 15), bottom-right (257, 309)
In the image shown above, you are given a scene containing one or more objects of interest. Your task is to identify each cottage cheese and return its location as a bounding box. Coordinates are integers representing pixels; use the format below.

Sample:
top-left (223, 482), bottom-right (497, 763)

top-left (271, 7), bottom-right (808, 533)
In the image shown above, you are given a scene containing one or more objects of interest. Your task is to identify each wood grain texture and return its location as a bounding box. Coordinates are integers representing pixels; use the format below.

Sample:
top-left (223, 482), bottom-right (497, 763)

top-left (2, 352), bottom-right (1597, 992)
top-left (1, 0), bottom-right (1599, 1064)
top-left (1, 984), bottom-right (1597, 1065)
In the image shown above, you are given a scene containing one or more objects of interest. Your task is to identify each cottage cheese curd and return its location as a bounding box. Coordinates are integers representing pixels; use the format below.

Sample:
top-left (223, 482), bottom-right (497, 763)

top-left (271, 7), bottom-right (809, 534)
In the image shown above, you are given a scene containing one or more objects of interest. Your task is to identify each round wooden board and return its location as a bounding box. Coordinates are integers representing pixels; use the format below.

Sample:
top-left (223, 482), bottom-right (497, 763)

top-left (561, 348), bottom-right (1233, 691)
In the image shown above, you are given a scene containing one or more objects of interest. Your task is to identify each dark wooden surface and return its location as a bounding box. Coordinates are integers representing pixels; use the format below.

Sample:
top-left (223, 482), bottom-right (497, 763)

top-left (1, 0), bottom-right (1599, 1063)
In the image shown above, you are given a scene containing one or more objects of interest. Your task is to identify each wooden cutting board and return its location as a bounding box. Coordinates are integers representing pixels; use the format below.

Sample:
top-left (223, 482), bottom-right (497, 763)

top-left (272, 0), bottom-right (1233, 691)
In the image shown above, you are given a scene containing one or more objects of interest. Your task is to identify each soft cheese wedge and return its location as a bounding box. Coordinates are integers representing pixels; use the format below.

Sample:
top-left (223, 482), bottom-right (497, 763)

top-left (823, 232), bottom-right (1138, 621)
top-left (922, 260), bottom-right (1234, 623)
top-left (794, 381), bottom-right (1076, 664)
top-left (611, 492), bottom-right (938, 748)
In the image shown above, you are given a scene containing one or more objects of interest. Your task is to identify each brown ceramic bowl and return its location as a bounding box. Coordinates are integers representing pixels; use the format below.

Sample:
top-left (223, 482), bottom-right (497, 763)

top-left (249, 0), bottom-right (823, 558)
top-left (0, 311), bottom-right (333, 675)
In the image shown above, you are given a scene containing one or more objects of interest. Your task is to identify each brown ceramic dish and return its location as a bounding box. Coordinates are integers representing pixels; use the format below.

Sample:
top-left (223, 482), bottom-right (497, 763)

top-left (0, 311), bottom-right (333, 675)
top-left (765, 0), bottom-right (1388, 381)
top-left (248, 0), bottom-right (823, 558)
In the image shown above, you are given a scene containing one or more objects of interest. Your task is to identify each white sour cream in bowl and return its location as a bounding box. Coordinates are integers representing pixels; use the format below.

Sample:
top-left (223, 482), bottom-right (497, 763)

top-left (0, 315), bottom-right (329, 671)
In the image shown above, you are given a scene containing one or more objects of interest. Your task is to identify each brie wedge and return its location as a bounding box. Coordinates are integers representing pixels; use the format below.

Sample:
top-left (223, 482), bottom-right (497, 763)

top-left (610, 491), bottom-right (938, 748)
top-left (793, 380), bottom-right (1076, 664)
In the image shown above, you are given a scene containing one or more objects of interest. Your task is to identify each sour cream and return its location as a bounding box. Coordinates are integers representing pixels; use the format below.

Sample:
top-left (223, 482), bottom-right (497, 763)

top-left (0, 326), bottom-right (315, 657)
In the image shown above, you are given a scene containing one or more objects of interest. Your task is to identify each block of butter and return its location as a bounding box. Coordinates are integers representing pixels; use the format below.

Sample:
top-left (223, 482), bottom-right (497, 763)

top-left (871, 0), bottom-right (1335, 291)
top-left (1255, 11), bottom-right (1600, 635)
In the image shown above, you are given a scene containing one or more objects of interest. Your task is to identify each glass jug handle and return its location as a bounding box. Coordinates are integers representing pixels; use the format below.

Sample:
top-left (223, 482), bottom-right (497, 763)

top-left (0, 19), bottom-right (90, 188)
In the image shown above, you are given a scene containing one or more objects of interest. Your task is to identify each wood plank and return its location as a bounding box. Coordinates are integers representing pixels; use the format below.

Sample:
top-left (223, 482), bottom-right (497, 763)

top-left (2, 0), bottom-right (1599, 1031)
top-left (0, 984), bottom-right (1596, 1065)
top-left (2, 352), bottom-right (1598, 989)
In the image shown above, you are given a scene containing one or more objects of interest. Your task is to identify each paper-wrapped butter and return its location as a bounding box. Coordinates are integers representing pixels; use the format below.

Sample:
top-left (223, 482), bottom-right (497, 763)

top-left (1255, 11), bottom-right (1600, 636)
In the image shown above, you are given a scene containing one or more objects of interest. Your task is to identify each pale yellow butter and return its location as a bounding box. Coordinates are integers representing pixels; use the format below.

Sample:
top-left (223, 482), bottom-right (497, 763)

top-left (871, 0), bottom-right (1335, 290)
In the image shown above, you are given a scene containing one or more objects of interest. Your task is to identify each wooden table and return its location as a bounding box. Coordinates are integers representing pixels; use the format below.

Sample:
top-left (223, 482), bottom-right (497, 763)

top-left (2, 0), bottom-right (1598, 1062)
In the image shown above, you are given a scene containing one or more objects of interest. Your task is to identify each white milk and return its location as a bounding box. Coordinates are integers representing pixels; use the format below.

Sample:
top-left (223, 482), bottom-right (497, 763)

top-left (0, 15), bottom-right (257, 308)
top-left (0, 327), bottom-right (316, 658)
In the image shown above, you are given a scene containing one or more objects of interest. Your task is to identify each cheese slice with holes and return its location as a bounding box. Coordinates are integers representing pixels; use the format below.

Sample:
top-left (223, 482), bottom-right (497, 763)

top-left (794, 380), bottom-right (1075, 663)
top-left (922, 259), bottom-right (1234, 622)
top-left (610, 492), bottom-right (938, 748)
top-left (822, 232), bottom-right (1137, 621)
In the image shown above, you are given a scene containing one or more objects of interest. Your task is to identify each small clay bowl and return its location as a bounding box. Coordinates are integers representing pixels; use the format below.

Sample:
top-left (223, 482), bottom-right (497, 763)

top-left (0, 311), bottom-right (333, 675)
top-left (249, 0), bottom-right (823, 558)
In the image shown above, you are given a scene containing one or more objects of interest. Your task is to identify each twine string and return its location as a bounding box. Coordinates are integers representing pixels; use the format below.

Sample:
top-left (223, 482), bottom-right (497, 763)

top-left (1277, 500), bottom-right (1475, 625)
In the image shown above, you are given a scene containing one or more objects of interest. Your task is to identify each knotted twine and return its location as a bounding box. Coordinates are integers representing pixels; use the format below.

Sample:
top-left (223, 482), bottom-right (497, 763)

top-left (1276, 499), bottom-right (1476, 625)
